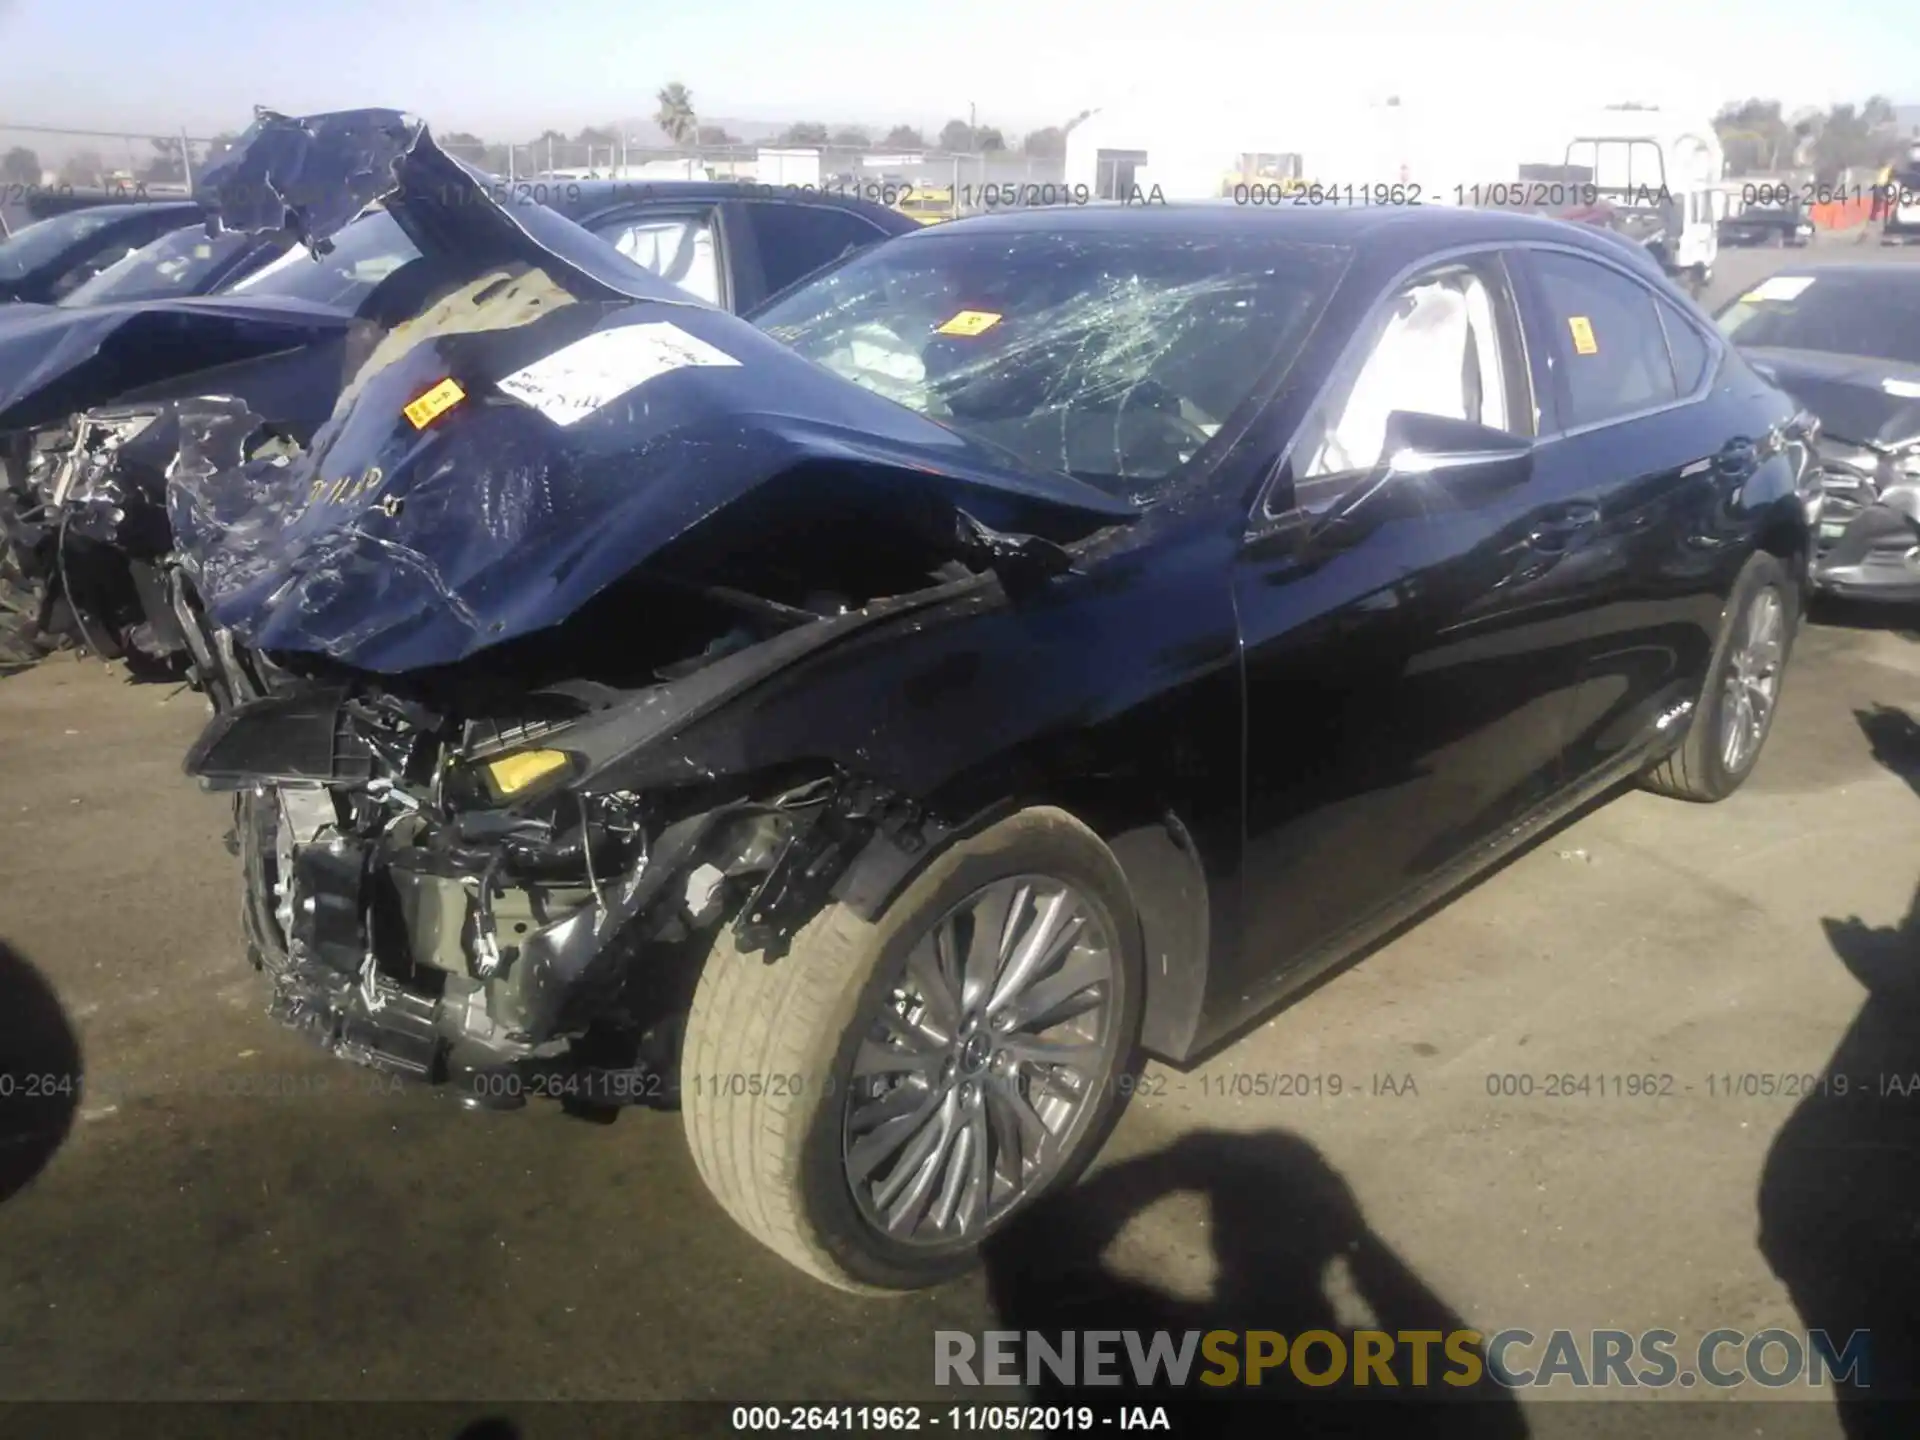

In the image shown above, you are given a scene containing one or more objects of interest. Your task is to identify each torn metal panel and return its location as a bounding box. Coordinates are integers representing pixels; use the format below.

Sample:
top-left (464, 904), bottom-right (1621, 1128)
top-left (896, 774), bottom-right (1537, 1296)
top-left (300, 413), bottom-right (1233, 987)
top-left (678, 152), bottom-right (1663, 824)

top-left (197, 107), bottom-right (693, 309)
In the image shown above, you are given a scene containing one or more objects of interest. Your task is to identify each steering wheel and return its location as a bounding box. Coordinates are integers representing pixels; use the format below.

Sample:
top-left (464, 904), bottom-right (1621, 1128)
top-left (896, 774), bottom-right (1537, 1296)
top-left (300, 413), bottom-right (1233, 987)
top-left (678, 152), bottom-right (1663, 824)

top-left (1117, 377), bottom-right (1216, 450)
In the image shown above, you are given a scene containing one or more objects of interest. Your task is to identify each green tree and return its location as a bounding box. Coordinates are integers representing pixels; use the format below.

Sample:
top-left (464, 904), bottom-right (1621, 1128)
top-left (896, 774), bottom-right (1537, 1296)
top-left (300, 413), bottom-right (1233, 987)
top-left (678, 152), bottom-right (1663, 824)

top-left (1810, 103), bottom-right (1875, 184)
top-left (696, 124), bottom-right (740, 147)
top-left (882, 124), bottom-right (924, 148)
top-left (58, 149), bottom-right (105, 187)
top-left (831, 127), bottom-right (870, 148)
top-left (140, 136), bottom-right (187, 185)
top-left (576, 125), bottom-right (619, 146)
top-left (777, 122), bottom-right (830, 146)
top-left (1021, 126), bottom-right (1065, 157)
top-left (937, 119), bottom-right (972, 152)
top-left (0, 146), bottom-right (40, 184)
top-left (656, 83), bottom-right (697, 146)
top-left (1715, 99), bottom-right (1794, 173)
top-left (438, 130), bottom-right (488, 162)
top-left (974, 126), bottom-right (1007, 153)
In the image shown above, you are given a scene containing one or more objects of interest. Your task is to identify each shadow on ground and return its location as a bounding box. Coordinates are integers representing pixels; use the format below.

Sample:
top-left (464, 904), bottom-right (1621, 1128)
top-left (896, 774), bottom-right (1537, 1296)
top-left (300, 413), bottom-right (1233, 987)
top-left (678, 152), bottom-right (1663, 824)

top-left (0, 938), bottom-right (81, 1205)
top-left (1808, 597), bottom-right (1920, 643)
top-left (1759, 703), bottom-right (1920, 1439)
top-left (983, 1128), bottom-right (1529, 1438)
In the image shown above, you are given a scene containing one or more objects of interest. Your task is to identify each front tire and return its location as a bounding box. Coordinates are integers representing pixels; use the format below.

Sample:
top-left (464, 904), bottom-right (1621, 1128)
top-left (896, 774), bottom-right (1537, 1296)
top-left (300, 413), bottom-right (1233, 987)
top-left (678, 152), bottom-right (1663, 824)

top-left (682, 806), bottom-right (1144, 1293)
top-left (0, 545), bottom-right (52, 672)
top-left (1642, 552), bottom-right (1796, 802)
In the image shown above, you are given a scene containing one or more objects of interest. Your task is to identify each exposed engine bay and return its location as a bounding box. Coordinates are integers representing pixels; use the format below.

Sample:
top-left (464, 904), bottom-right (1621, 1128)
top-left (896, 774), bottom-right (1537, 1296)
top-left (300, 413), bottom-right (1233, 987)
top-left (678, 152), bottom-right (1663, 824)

top-left (199, 662), bottom-right (947, 1111)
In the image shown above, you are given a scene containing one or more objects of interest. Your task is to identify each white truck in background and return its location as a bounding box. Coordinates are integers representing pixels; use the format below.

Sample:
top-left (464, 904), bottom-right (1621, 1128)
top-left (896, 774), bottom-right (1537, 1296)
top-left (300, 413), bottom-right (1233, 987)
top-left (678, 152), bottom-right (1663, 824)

top-left (1061, 97), bottom-right (1724, 292)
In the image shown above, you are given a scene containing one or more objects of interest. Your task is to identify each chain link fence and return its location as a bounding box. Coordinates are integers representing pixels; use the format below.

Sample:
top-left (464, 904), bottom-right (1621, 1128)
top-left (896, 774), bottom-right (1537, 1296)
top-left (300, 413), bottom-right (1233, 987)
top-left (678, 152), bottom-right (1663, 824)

top-left (3, 124), bottom-right (1067, 226)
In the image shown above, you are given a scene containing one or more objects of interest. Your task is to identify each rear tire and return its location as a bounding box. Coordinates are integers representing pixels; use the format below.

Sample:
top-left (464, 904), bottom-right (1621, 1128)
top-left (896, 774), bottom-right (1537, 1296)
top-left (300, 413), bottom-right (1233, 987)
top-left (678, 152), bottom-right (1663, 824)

top-left (681, 806), bottom-right (1144, 1293)
top-left (1642, 552), bottom-right (1796, 802)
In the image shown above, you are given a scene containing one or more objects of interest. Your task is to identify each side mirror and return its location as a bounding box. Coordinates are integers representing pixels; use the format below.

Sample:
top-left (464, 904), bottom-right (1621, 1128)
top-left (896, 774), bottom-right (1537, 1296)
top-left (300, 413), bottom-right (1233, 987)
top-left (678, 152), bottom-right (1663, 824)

top-left (1380, 410), bottom-right (1532, 494)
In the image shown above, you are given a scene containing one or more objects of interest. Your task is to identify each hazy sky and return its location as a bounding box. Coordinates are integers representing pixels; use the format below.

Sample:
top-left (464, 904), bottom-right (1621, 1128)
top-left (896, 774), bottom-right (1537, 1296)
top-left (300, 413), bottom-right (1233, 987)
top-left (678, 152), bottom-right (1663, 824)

top-left (1, 0), bottom-right (1915, 141)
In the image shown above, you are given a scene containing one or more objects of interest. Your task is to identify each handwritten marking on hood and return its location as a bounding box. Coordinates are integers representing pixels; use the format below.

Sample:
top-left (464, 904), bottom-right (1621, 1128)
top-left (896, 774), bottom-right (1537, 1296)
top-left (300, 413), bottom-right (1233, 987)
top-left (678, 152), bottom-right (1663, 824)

top-left (496, 321), bottom-right (741, 428)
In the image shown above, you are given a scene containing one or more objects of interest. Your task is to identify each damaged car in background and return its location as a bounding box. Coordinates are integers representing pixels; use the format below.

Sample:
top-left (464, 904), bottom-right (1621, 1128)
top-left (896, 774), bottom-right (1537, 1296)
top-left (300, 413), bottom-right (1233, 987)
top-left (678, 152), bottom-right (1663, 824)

top-left (1718, 265), bottom-right (1920, 604)
top-left (0, 112), bottom-right (913, 676)
top-left (175, 199), bottom-right (1812, 1293)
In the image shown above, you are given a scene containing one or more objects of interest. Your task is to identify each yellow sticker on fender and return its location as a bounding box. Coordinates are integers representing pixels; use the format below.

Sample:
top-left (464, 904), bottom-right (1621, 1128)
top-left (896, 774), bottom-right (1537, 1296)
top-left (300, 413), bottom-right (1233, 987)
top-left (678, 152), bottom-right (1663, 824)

top-left (937, 309), bottom-right (1002, 336)
top-left (1567, 316), bottom-right (1598, 355)
top-left (403, 377), bottom-right (466, 429)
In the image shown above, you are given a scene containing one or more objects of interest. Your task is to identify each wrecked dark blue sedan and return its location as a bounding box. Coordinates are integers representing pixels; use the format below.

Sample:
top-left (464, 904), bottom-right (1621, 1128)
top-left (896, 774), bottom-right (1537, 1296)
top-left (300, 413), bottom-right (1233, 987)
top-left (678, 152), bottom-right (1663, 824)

top-left (173, 174), bottom-right (1817, 1292)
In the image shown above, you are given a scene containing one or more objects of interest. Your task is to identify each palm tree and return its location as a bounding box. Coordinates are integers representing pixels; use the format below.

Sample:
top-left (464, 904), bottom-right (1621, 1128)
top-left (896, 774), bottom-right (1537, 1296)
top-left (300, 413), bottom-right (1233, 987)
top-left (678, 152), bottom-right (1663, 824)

top-left (656, 83), bottom-right (697, 149)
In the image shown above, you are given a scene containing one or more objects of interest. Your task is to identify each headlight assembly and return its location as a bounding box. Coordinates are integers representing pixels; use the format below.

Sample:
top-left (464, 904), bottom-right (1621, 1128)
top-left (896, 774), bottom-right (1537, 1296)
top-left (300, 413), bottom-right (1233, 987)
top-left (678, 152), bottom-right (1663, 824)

top-left (49, 409), bottom-right (163, 507)
top-left (471, 747), bottom-right (580, 805)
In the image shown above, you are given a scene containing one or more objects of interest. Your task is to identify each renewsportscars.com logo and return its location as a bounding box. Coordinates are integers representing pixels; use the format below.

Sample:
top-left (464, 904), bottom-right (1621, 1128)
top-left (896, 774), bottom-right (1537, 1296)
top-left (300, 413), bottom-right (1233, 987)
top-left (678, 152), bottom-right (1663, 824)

top-left (934, 1328), bottom-right (1873, 1390)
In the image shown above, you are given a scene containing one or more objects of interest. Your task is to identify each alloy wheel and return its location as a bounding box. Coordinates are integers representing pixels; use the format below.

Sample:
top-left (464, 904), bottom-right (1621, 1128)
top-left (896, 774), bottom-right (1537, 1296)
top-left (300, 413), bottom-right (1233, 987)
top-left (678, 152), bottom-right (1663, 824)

top-left (841, 875), bottom-right (1121, 1247)
top-left (1720, 587), bottom-right (1784, 774)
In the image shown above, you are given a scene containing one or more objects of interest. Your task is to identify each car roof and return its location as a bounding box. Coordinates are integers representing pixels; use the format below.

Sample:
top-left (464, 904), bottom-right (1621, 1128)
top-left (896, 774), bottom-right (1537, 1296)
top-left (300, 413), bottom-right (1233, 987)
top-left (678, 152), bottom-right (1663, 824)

top-left (886, 200), bottom-right (1669, 271)
top-left (49, 200), bottom-right (204, 224)
top-left (552, 179), bottom-right (919, 236)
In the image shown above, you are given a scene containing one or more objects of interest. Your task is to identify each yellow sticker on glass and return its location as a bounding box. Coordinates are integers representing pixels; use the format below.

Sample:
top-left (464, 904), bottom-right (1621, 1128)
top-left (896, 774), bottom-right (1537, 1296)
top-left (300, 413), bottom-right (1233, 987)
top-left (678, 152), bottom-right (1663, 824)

top-left (1567, 316), bottom-right (1598, 355)
top-left (937, 309), bottom-right (1002, 337)
top-left (403, 377), bottom-right (466, 429)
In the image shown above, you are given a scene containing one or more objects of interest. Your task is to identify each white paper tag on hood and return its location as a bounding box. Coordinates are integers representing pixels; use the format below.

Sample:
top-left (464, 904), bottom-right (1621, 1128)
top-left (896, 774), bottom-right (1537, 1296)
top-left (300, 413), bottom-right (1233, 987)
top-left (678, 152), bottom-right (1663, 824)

top-left (498, 320), bottom-right (740, 427)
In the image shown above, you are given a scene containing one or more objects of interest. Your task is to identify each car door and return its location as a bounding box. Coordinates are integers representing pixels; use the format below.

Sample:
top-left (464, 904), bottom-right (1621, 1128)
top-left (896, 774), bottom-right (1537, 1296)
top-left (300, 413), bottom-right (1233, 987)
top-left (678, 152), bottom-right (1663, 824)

top-left (1230, 247), bottom-right (1600, 1004)
top-left (1507, 244), bottom-right (1737, 781)
top-left (581, 204), bottom-right (729, 308)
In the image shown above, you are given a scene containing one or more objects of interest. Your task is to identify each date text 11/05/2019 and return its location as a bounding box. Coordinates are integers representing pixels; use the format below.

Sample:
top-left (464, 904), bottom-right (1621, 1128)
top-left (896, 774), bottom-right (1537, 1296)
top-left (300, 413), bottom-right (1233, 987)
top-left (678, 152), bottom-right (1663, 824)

top-left (729, 1405), bottom-right (1171, 1432)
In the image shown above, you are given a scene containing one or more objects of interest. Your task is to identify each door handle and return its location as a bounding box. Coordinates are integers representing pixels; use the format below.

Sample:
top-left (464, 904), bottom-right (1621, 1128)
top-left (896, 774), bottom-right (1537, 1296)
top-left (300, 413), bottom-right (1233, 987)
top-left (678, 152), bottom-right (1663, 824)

top-left (1526, 502), bottom-right (1601, 554)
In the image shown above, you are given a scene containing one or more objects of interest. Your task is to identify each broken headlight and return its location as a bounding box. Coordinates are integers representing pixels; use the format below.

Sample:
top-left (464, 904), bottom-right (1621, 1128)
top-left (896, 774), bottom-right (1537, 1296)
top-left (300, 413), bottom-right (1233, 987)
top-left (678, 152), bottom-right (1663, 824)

top-left (49, 409), bottom-right (163, 507)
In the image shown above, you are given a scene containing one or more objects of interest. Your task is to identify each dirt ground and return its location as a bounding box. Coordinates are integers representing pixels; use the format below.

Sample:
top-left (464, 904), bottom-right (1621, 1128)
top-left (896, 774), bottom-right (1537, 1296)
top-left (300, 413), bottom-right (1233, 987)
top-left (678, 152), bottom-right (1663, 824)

top-left (3, 236), bottom-right (1918, 1439)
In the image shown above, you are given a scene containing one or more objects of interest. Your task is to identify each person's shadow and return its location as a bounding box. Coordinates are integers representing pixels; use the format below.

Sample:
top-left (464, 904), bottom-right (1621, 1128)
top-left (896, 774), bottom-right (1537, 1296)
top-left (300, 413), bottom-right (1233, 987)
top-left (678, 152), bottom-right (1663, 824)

top-left (0, 939), bottom-right (82, 1206)
top-left (1758, 705), bottom-right (1920, 1438)
top-left (984, 1129), bottom-right (1529, 1438)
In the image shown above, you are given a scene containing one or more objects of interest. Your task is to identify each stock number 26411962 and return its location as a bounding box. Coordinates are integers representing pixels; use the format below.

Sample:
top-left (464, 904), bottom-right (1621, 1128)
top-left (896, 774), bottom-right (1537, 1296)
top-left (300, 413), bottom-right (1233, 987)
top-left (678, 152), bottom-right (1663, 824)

top-left (730, 1406), bottom-right (1128, 1431)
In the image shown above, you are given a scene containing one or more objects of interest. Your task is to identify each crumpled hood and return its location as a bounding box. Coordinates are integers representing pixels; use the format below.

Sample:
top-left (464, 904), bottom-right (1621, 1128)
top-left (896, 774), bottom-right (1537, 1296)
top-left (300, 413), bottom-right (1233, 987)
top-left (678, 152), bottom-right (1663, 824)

top-left (170, 297), bottom-right (1139, 674)
top-left (196, 107), bottom-right (680, 307)
top-left (1743, 346), bottom-right (1920, 450)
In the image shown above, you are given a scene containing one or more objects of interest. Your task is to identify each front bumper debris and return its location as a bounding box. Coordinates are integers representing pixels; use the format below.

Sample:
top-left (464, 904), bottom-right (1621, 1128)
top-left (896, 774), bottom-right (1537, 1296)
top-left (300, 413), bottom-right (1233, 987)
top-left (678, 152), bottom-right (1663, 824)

top-left (1810, 443), bottom-right (1920, 601)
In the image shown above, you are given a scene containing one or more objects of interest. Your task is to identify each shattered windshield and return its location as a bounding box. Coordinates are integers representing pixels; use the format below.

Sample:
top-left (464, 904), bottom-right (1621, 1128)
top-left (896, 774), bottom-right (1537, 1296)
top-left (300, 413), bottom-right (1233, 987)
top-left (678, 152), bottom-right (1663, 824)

top-left (226, 208), bottom-right (423, 310)
top-left (0, 208), bottom-right (119, 281)
top-left (58, 225), bottom-right (254, 306)
top-left (751, 228), bottom-right (1348, 501)
top-left (1718, 274), bottom-right (1920, 367)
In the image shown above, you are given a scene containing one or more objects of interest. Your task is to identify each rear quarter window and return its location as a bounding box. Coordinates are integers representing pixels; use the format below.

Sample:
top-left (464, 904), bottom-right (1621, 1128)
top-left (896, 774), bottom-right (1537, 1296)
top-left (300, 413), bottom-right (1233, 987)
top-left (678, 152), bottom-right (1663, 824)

top-left (1656, 297), bottom-right (1714, 392)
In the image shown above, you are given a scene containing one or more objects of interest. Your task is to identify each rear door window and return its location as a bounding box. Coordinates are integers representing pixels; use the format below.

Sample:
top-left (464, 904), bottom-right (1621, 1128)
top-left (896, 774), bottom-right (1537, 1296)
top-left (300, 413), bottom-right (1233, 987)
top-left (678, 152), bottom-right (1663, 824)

top-left (744, 202), bottom-right (889, 297)
top-left (1525, 249), bottom-right (1678, 429)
